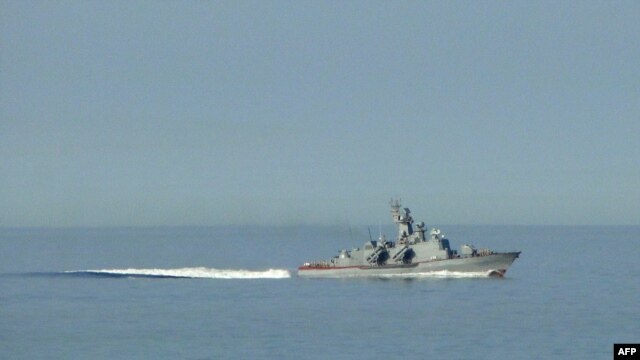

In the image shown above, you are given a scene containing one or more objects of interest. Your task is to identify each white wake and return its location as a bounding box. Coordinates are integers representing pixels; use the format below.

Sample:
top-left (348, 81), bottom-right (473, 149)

top-left (313, 270), bottom-right (494, 279)
top-left (67, 267), bottom-right (291, 279)
top-left (377, 270), bottom-right (493, 279)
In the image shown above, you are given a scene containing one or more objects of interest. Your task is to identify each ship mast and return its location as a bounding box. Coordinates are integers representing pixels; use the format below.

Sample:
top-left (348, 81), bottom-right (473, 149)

top-left (389, 198), bottom-right (413, 242)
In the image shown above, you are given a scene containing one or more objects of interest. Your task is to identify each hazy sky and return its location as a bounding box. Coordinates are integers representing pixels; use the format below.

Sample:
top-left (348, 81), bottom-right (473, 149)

top-left (1, 1), bottom-right (639, 227)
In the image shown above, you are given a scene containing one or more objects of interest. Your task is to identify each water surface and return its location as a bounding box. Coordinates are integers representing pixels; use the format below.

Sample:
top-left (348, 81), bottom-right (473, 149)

top-left (1, 226), bottom-right (638, 359)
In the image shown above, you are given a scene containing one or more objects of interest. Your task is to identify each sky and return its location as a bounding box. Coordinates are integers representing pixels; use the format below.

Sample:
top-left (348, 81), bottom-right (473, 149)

top-left (1, 1), bottom-right (639, 227)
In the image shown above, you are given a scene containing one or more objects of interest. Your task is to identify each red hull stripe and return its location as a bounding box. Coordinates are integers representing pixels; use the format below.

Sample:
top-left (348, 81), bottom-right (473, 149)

top-left (298, 264), bottom-right (419, 271)
top-left (298, 265), bottom-right (364, 271)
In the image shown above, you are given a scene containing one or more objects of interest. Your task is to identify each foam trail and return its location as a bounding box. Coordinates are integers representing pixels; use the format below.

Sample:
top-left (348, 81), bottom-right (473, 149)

top-left (299, 270), bottom-right (494, 279)
top-left (66, 267), bottom-right (291, 279)
top-left (378, 270), bottom-right (492, 279)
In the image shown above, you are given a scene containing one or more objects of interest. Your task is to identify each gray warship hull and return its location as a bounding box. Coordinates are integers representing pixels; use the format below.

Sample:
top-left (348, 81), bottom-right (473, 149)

top-left (298, 251), bottom-right (520, 277)
top-left (298, 200), bottom-right (521, 278)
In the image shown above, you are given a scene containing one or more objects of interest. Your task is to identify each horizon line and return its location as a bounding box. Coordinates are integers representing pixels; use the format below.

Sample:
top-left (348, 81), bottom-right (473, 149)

top-left (2, 223), bottom-right (639, 230)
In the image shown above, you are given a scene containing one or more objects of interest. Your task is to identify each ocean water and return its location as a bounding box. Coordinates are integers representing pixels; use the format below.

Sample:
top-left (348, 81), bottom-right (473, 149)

top-left (1, 225), bottom-right (638, 359)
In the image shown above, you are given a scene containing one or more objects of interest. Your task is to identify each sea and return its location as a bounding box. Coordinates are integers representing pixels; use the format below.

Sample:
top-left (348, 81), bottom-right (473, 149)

top-left (1, 225), bottom-right (638, 359)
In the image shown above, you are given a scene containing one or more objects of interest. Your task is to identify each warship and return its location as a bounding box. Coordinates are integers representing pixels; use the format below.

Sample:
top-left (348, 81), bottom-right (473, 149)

top-left (298, 200), bottom-right (520, 277)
